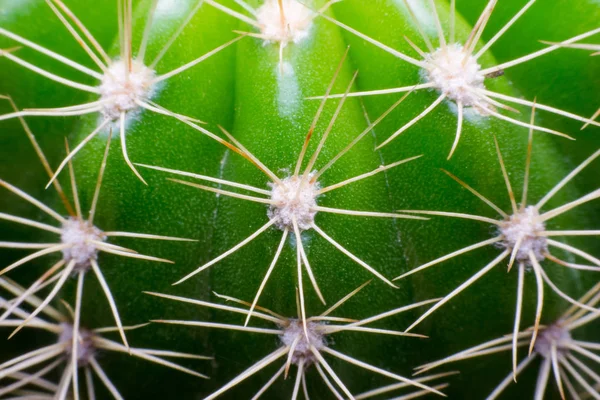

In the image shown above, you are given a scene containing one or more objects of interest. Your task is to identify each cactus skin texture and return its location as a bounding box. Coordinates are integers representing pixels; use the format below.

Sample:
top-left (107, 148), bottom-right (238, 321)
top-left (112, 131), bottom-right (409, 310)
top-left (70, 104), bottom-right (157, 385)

top-left (0, 0), bottom-right (598, 399)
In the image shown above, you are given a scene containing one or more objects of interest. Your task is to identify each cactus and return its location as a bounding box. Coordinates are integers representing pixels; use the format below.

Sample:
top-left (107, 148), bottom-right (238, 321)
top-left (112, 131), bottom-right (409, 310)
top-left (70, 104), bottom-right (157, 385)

top-left (0, 0), bottom-right (598, 399)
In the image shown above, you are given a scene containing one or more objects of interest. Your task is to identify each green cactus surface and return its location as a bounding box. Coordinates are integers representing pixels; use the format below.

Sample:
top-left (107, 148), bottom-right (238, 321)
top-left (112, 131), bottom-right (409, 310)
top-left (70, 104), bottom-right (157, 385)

top-left (0, 1), bottom-right (599, 399)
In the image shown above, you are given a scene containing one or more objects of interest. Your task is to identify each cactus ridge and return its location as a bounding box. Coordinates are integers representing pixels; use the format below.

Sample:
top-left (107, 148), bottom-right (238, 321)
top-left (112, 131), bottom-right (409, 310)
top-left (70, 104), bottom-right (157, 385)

top-left (416, 282), bottom-right (600, 400)
top-left (146, 283), bottom-right (450, 400)
top-left (308, 0), bottom-right (600, 158)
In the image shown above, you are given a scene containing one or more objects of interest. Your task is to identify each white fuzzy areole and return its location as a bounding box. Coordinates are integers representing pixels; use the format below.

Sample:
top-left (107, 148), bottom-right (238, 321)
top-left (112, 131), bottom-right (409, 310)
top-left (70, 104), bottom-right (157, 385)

top-left (99, 59), bottom-right (156, 120)
top-left (256, 0), bottom-right (314, 46)
top-left (268, 175), bottom-right (319, 231)
top-left (499, 206), bottom-right (548, 264)
top-left (58, 323), bottom-right (97, 366)
top-left (423, 44), bottom-right (487, 110)
top-left (534, 322), bottom-right (572, 359)
top-left (280, 319), bottom-right (326, 365)
top-left (61, 217), bottom-right (106, 271)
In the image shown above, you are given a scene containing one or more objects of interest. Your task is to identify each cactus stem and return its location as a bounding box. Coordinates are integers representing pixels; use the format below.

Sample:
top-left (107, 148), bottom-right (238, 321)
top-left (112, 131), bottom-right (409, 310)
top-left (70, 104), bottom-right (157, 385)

top-left (314, 1), bottom-right (600, 156)
top-left (0, 0), bottom-right (244, 183)
top-left (150, 284), bottom-right (448, 399)
top-left (205, 0), bottom-right (340, 68)
top-left (0, 287), bottom-right (209, 399)
top-left (144, 56), bottom-right (428, 314)
top-left (207, 0), bottom-right (341, 70)
top-left (415, 282), bottom-right (600, 399)
top-left (0, 116), bottom-right (196, 349)
top-left (396, 120), bottom-right (600, 374)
